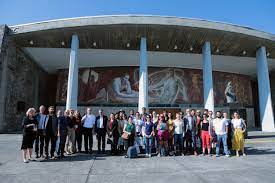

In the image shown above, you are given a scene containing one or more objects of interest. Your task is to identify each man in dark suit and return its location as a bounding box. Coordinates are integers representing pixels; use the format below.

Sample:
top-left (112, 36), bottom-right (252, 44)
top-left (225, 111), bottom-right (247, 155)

top-left (44, 106), bottom-right (58, 159)
top-left (183, 108), bottom-right (197, 155)
top-left (34, 105), bottom-right (47, 158)
top-left (95, 109), bottom-right (108, 154)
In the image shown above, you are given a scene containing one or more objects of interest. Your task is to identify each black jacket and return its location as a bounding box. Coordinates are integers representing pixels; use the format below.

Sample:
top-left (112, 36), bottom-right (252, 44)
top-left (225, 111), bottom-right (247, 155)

top-left (45, 114), bottom-right (58, 136)
top-left (108, 119), bottom-right (119, 137)
top-left (95, 115), bottom-right (108, 133)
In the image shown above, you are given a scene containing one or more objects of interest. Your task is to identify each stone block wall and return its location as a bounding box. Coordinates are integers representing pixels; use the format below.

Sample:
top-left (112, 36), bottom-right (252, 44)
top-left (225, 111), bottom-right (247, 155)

top-left (0, 27), bottom-right (56, 132)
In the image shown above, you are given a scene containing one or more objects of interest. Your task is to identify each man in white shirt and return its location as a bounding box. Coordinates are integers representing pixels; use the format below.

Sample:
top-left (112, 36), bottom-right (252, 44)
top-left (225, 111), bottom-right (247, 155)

top-left (81, 108), bottom-right (96, 154)
top-left (212, 111), bottom-right (230, 157)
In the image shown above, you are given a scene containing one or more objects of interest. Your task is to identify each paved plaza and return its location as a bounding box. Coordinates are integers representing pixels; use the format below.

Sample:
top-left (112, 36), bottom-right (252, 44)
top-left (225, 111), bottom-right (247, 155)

top-left (0, 132), bottom-right (275, 183)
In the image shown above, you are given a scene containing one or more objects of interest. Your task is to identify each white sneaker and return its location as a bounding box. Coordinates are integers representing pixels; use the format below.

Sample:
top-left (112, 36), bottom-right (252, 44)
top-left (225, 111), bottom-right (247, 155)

top-left (148, 154), bottom-right (151, 158)
top-left (225, 154), bottom-right (230, 157)
top-left (23, 159), bottom-right (29, 163)
top-left (145, 153), bottom-right (148, 157)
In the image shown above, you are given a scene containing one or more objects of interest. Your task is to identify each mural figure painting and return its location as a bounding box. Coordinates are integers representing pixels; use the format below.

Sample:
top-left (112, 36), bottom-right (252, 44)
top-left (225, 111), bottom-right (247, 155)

top-left (56, 67), bottom-right (253, 107)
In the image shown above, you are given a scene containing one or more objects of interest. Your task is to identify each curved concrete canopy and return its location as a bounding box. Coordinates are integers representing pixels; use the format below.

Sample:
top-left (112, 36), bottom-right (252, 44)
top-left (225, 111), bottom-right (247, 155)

top-left (8, 15), bottom-right (275, 59)
top-left (9, 15), bottom-right (275, 41)
top-left (6, 15), bottom-right (275, 72)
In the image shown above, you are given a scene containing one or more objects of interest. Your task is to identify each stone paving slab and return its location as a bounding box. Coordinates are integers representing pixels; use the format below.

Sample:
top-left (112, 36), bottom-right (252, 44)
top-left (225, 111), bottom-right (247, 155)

top-left (0, 134), bottom-right (275, 183)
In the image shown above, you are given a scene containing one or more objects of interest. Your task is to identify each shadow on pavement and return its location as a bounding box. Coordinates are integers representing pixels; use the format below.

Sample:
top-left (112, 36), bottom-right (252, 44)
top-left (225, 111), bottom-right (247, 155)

top-left (246, 135), bottom-right (275, 139)
top-left (245, 146), bottom-right (275, 155)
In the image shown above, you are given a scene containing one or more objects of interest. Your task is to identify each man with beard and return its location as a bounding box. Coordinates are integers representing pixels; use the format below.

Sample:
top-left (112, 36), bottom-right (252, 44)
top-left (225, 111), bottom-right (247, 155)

top-left (212, 111), bottom-right (230, 157)
top-left (44, 106), bottom-right (58, 159)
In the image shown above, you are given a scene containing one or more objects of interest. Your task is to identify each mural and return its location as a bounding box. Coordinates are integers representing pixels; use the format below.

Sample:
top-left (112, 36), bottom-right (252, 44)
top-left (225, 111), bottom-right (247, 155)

top-left (213, 72), bottom-right (253, 105)
top-left (56, 67), bottom-right (253, 106)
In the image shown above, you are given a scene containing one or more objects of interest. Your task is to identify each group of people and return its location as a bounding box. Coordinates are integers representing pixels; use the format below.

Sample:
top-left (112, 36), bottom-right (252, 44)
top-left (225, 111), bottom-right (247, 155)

top-left (20, 106), bottom-right (247, 163)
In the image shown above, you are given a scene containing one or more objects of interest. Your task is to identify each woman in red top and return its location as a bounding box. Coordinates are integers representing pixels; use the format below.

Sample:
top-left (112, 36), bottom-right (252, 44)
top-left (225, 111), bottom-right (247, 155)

top-left (200, 114), bottom-right (211, 156)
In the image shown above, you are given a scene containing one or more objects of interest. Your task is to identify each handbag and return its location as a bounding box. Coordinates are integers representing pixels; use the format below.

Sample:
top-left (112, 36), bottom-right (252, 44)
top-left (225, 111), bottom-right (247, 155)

top-left (107, 138), bottom-right (113, 145)
top-left (122, 132), bottom-right (129, 140)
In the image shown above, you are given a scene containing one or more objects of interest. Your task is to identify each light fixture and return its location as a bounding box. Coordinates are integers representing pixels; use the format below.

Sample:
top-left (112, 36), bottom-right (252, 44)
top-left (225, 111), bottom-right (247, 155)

top-left (174, 45), bottom-right (178, 50)
top-left (190, 46), bottom-right (193, 51)
top-left (216, 48), bottom-right (220, 53)
top-left (127, 43), bottom-right (130, 48)
top-left (156, 44), bottom-right (159, 49)
top-left (242, 50), bottom-right (246, 55)
top-left (29, 40), bottom-right (34, 45)
top-left (267, 52), bottom-right (270, 57)
top-left (93, 42), bottom-right (96, 47)
top-left (61, 41), bottom-right (65, 46)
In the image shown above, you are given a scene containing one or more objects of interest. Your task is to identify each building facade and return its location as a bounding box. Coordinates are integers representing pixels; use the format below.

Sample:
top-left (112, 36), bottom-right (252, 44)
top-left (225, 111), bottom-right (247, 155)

top-left (0, 15), bottom-right (275, 132)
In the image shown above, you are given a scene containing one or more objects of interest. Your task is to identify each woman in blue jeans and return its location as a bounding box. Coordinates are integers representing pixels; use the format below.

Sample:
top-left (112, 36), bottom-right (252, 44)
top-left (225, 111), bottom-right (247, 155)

top-left (142, 115), bottom-right (154, 158)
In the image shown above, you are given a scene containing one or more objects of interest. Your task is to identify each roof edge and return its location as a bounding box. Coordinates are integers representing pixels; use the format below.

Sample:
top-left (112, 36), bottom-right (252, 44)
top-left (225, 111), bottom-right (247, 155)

top-left (8, 15), bottom-right (275, 41)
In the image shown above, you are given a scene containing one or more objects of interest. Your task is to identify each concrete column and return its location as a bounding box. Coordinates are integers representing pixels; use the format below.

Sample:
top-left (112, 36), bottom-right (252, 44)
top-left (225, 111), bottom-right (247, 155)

top-left (66, 34), bottom-right (79, 110)
top-left (256, 46), bottom-right (275, 132)
top-left (138, 37), bottom-right (148, 113)
top-left (202, 42), bottom-right (214, 113)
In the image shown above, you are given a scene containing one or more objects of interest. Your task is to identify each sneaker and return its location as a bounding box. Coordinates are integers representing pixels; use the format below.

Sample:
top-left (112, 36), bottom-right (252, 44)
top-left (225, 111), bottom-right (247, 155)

top-left (23, 159), bottom-right (29, 163)
top-left (145, 153), bottom-right (148, 157)
top-left (243, 153), bottom-right (247, 156)
top-left (225, 154), bottom-right (230, 157)
top-left (148, 154), bottom-right (151, 158)
top-left (215, 154), bottom-right (220, 157)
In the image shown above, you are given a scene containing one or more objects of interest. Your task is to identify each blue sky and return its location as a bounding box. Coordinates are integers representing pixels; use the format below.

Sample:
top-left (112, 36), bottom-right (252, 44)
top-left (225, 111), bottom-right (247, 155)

top-left (1, 0), bottom-right (274, 34)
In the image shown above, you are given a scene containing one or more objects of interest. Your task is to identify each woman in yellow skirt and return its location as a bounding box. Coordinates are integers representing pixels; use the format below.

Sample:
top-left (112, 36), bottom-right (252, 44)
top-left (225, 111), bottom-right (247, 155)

top-left (231, 112), bottom-right (247, 157)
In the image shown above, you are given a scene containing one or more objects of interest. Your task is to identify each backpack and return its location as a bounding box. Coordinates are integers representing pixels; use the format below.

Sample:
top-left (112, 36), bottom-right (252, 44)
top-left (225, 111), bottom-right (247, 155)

top-left (126, 146), bottom-right (138, 158)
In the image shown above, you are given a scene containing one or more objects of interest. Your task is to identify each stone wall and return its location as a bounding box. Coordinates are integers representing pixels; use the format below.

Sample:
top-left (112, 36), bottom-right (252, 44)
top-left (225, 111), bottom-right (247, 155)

top-left (0, 25), bottom-right (8, 84)
top-left (0, 28), bottom-right (56, 132)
